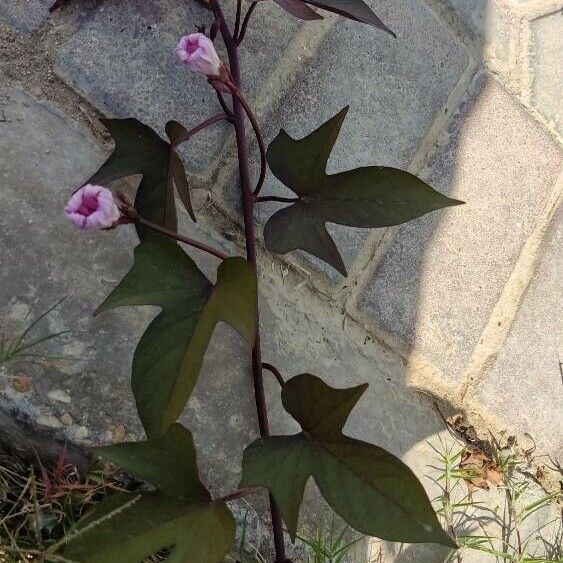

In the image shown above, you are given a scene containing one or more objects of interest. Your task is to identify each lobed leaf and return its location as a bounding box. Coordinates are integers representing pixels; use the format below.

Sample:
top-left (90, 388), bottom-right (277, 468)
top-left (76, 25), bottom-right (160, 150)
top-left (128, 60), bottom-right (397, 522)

top-left (264, 107), bottom-right (464, 275)
top-left (98, 424), bottom-right (210, 500)
top-left (96, 237), bottom-right (257, 437)
top-left (63, 425), bottom-right (234, 563)
top-left (87, 118), bottom-right (195, 236)
top-left (241, 374), bottom-right (457, 547)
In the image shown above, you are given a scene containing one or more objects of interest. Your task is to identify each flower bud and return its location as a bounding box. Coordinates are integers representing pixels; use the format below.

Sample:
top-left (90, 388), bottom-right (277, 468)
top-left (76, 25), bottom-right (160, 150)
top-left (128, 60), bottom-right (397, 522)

top-left (175, 33), bottom-right (224, 77)
top-left (64, 185), bottom-right (120, 230)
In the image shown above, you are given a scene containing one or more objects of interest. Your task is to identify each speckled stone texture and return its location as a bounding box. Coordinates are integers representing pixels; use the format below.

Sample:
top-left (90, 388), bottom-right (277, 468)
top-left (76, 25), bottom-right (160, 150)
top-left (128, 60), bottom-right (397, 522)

top-left (358, 74), bottom-right (562, 379)
top-left (219, 0), bottom-right (471, 281)
top-left (56, 0), bottom-right (303, 174)
top-left (0, 0), bottom-right (50, 32)
top-left (530, 9), bottom-right (563, 137)
top-left (477, 204), bottom-right (563, 459)
top-left (1, 0), bottom-right (563, 558)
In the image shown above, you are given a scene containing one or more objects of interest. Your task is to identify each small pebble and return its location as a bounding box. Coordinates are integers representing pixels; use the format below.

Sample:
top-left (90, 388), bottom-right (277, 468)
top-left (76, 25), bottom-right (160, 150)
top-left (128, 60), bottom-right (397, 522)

top-left (37, 414), bottom-right (63, 429)
top-left (47, 389), bottom-right (71, 404)
top-left (75, 426), bottom-right (90, 440)
top-left (60, 413), bottom-right (73, 426)
top-left (112, 425), bottom-right (126, 443)
top-left (11, 374), bottom-right (32, 393)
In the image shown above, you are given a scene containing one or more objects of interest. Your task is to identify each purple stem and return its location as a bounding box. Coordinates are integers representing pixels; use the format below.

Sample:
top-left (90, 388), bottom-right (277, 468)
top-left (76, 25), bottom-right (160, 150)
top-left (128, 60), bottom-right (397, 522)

top-left (234, 0), bottom-right (243, 39)
top-left (211, 1), bottom-right (288, 560)
top-left (256, 195), bottom-right (300, 204)
top-left (229, 88), bottom-right (267, 196)
top-left (237, 2), bottom-right (258, 45)
top-left (173, 113), bottom-right (231, 146)
top-left (215, 91), bottom-right (234, 118)
top-left (215, 486), bottom-right (261, 504)
top-left (129, 213), bottom-right (228, 260)
top-left (262, 363), bottom-right (285, 386)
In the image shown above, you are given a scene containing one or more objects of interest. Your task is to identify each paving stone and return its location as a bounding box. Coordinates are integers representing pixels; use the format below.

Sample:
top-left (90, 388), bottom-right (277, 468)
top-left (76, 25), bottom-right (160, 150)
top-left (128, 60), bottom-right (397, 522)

top-left (222, 0), bottom-right (470, 282)
top-left (0, 86), bottom-right (452, 554)
top-left (0, 86), bottom-right (143, 437)
top-left (56, 0), bottom-right (302, 174)
top-left (531, 9), bottom-right (563, 138)
top-left (358, 74), bottom-right (562, 379)
top-left (441, 0), bottom-right (513, 67)
top-left (477, 204), bottom-right (562, 459)
top-left (0, 0), bottom-right (50, 32)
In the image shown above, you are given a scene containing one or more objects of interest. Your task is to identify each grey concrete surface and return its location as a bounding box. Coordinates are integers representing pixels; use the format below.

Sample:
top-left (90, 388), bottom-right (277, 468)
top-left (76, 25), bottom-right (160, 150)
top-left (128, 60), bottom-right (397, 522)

top-left (357, 74), bottom-right (562, 380)
top-left (531, 9), bottom-right (563, 138)
top-left (0, 0), bottom-right (50, 32)
top-left (477, 204), bottom-right (563, 459)
top-left (1, 0), bottom-right (562, 559)
top-left (56, 0), bottom-right (303, 174)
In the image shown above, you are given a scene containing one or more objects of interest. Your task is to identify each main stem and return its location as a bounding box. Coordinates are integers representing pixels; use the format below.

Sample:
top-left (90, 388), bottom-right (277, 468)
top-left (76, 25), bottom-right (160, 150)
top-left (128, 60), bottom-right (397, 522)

top-left (214, 4), bottom-right (288, 561)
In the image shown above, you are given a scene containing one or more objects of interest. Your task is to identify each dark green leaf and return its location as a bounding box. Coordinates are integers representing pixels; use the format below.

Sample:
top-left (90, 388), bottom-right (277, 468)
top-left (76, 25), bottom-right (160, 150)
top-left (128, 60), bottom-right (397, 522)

top-left (274, 0), bottom-right (323, 20)
top-left (304, 0), bottom-right (395, 35)
top-left (170, 150), bottom-right (195, 223)
top-left (98, 424), bottom-right (209, 500)
top-left (96, 237), bottom-right (257, 437)
top-left (272, 0), bottom-right (394, 33)
top-left (241, 374), bottom-right (456, 547)
top-left (63, 425), bottom-right (234, 563)
top-left (163, 120), bottom-right (196, 221)
top-left (165, 120), bottom-right (189, 146)
top-left (264, 107), bottom-right (463, 275)
top-left (88, 119), bottom-right (195, 234)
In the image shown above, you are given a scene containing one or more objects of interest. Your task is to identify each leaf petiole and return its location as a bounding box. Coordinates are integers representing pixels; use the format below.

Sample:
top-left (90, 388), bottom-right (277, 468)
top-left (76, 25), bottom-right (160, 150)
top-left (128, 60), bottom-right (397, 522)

top-left (117, 192), bottom-right (229, 261)
top-left (255, 195), bottom-right (300, 204)
top-left (171, 113), bottom-right (232, 146)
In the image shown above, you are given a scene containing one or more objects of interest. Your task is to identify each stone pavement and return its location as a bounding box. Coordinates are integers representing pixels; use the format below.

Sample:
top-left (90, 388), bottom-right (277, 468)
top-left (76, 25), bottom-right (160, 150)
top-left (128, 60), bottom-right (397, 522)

top-left (0, 0), bottom-right (561, 560)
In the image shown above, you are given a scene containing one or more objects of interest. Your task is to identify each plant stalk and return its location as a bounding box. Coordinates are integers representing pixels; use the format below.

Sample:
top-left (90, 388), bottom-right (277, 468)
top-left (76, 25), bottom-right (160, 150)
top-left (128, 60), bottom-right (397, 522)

top-left (216, 486), bottom-right (261, 504)
top-left (173, 112), bottom-right (231, 145)
top-left (117, 195), bottom-right (228, 260)
top-left (230, 88), bottom-right (267, 195)
top-left (256, 195), bottom-right (300, 204)
top-left (237, 2), bottom-right (258, 45)
top-left (212, 2), bottom-right (288, 560)
top-left (262, 362), bottom-right (285, 386)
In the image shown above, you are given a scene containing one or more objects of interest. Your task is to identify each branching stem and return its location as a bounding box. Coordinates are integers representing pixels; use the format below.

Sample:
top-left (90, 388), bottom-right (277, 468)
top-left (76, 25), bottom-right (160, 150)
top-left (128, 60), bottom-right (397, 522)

top-left (262, 363), bottom-right (285, 386)
top-left (228, 86), bottom-right (267, 195)
top-left (215, 486), bottom-right (261, 504)
top-left (234, 0), bottom-right (243, 39)
top-left (216, 90), bottom-right (234, 119)
top-left (117, 193), bottom-right (228, 260)
top-left (173, 112), bottom-right (232, 146)
top-left (211, 1), bottom-right (288, 560)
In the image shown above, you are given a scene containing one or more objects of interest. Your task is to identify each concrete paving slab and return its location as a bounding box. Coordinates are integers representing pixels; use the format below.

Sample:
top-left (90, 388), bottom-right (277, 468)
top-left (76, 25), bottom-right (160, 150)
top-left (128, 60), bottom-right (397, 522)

top-left (476, 204), bottom-right (562, 459)
top-left (0, 0), bottom-right (50, 32)
top-left (56, 0), bottom-right (303, 174)
top-left (226, 0), bottom-right (471, 282)
top-left (358, 74), bottom-right (562, 380)
top-left (441, 0), bottom-right (513, 66)
top-left (531, 9), bottom-right (563, 139)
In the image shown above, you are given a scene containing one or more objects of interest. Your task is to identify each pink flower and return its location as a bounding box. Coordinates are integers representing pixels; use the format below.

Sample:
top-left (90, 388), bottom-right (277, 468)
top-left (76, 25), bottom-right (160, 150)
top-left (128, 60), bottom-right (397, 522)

top-left (64, 185), bottom-right (120, 230)
top-left (175, 33), bottom-right (223, 77)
